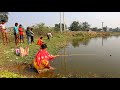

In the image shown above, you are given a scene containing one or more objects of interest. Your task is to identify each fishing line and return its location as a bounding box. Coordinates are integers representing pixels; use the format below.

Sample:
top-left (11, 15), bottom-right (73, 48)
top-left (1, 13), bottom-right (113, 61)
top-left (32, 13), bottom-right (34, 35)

top-left (58, 54), bottom-right (96, 56)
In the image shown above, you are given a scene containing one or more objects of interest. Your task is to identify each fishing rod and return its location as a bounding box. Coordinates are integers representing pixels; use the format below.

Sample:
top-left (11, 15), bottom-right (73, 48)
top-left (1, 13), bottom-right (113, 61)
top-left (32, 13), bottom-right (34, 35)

top-left (56, 54), bottom-right (96, 56)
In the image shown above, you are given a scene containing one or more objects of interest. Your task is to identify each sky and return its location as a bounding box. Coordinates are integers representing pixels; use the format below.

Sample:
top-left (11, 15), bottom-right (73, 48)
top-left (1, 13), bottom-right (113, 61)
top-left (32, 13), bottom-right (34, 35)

top-left (6, 12), bottom-right (120, 29)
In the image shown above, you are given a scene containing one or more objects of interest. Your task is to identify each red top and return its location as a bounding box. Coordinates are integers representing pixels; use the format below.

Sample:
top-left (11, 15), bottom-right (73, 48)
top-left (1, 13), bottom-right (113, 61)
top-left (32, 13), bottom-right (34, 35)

top-left (37, 39), bottom-right (43, 46)
top-left (18, 27), bottom-right (24, 35)
top-left (35, 49), bottom-right (55, 66)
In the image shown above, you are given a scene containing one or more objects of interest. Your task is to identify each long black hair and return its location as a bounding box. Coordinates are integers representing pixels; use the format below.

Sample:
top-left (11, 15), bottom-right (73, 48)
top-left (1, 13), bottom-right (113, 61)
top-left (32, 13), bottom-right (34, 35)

top-left (41, 43), bottom-right (47, 49)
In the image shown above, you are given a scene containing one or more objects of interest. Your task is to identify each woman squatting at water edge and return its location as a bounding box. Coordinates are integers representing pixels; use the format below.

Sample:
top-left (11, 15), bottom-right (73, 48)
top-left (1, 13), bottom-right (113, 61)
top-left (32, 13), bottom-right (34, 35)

top-left (32, 43), bottom-right (59, 73)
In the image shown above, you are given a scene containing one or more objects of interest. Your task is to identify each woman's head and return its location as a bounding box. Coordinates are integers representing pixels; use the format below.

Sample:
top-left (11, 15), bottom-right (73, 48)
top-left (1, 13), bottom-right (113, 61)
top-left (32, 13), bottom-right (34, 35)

top-left (1, 20), bottom-right (6, 24)
top-left (41, 43), bottom-right (47, 49)
top-left (27, 27), bottom-right (30, 30)
top-left (40, 37), bottom-right (43, 39)
top-left (19, 24), bottom-right (22, 28)
top-left (15, 23), bottom-right (18, 26)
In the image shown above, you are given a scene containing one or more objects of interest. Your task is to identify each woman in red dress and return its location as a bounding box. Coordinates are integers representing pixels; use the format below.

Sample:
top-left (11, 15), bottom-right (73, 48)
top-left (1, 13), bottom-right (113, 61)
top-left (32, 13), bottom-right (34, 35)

top-left (33, 43), bottom-right (59, 73)
top-left (36, 37), bottom-right (44, 46)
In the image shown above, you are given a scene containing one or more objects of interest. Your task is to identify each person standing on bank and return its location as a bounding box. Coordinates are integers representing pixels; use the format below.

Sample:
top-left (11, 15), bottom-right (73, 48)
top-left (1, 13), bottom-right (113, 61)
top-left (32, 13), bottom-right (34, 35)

top-left (18, 24), bottom-right (24, 43)
top-left (13, 23), bottom-right (19, 46)
top-left (30, 27), bottom-right (34, 44)
top-left (26, 27), bottom-right (31, 45)
top-left (0, 20), bottom-right (9, 45)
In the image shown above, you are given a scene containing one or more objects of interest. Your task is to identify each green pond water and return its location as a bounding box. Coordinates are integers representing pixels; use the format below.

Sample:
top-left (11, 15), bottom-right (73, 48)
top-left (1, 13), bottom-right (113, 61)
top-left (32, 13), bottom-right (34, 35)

top-left (50, 36), bottom-right (120, 77)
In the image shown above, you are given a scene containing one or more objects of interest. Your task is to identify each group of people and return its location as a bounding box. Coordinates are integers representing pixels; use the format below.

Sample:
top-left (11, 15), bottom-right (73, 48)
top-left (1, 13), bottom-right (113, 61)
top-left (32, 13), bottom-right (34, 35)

top-left (0, 20), bottom-right (58, 74)
top-left (0, 21), bottom-right (34, 46)
top-left (13, 23), bottom-right (34, 46)
top-left (0, 21), bottom-right (53, 46)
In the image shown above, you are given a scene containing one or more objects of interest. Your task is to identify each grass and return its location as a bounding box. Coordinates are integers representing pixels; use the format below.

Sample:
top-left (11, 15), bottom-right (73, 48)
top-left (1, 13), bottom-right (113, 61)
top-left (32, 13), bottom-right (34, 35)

top-left (0, 31), bottom-right (120, 78)
top-left (0, 70), bottom-right (26, 78)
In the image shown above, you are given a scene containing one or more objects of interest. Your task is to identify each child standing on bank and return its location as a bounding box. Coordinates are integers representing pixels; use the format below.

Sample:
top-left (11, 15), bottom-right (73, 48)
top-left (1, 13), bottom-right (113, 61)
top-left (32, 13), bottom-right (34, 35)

top-left (13, 23), bottom-right (19, 46)
top-left (18, 24), bottom-right (24, 43)
top-left (30, 27), bottom-right (34, 44)
top-left (26, 27), bottom-right (31, 45)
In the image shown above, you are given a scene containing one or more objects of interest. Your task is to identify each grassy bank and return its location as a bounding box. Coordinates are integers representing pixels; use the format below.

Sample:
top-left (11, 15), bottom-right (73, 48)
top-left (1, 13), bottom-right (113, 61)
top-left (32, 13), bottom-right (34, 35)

top-left (0, 70), bottom-right (26, 78)
top-left (0, 31), bottom-right (120, 78)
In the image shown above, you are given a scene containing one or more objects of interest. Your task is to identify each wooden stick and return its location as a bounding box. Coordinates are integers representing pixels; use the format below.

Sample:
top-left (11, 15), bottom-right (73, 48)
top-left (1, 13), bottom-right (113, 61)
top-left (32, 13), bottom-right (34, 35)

top-left (58, 54), bottom-right (96, 56)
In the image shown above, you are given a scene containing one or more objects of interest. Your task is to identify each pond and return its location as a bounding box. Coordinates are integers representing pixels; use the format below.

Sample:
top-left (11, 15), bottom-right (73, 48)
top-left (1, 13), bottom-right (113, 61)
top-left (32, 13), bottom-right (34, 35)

top-left (51, 35), bottom-right (120, 77)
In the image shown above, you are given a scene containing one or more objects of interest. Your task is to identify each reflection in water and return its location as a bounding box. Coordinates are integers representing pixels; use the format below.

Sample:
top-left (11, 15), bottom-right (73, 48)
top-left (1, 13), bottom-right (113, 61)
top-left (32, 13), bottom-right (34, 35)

top-left (102, 36), bottom-right (108, 46)
top-left (102, 37), bottom-right (103, 46)
top-left (102, 36), bottom-right (108, 40)
top-left (71, 38), bottom-right (90, 48)
top-left (102, 36), bottom-right (113, 46)
top-left (55, 36), bottom-right (120, 73)
top-left (71, 38), bottom-right (80, 47)
top-left (114, 35), bottom-right (120, 38)
top-left (63, 47), bottom-right (67, 74)
top-left (81, 39), bottom-right (90, 46)
top-left (52, 35), bottom-right (120, 77)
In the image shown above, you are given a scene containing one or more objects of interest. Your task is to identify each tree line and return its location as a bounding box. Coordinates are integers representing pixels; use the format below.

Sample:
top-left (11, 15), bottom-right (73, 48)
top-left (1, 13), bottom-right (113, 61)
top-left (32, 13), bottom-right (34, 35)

top-left (1, 12), bottom-right (120, 32)
top-left (54, 21), bottom-right (90, 31)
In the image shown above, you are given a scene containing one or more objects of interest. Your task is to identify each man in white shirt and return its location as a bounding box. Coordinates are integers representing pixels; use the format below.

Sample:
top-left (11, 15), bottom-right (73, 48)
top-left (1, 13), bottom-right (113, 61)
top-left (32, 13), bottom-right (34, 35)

top-left (47, 32), bottom-right (53, 40)
top-left (47, 32), bottom-right (53, 38)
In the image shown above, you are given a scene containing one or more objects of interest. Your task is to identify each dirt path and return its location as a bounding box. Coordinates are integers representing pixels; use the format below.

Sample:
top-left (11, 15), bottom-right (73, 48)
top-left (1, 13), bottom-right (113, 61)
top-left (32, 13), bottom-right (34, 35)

top-left (0, 62), bottom-right (56, 78)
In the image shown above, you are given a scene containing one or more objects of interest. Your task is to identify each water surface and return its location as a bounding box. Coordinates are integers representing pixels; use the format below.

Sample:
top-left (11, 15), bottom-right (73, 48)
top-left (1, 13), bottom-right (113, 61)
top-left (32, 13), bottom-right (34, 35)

top-left (51, 36), bottom-right (120, 77)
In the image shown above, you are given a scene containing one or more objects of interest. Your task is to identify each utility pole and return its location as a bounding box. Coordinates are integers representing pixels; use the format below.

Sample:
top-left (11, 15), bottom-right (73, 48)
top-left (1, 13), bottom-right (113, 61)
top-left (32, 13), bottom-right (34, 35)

top-left (102, 22), bottom-right (104, 31)
top-left (102, 22), bottom-right (104, 46)
top-left (60, 12), bottom-right (62, 33)
top-left (63, 12), bottom-right (65, 31)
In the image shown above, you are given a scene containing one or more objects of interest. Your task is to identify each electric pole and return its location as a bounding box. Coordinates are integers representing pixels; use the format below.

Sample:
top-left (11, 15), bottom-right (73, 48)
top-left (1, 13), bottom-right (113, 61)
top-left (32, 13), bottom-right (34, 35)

top-left (60, 12), bottom-right (62, 33)
top-left (102, 22), bottom-right (104, 31)
top-left (63, 12), bottom-right (65, 31)
top-left (102, 22), bottom-right (104, 46)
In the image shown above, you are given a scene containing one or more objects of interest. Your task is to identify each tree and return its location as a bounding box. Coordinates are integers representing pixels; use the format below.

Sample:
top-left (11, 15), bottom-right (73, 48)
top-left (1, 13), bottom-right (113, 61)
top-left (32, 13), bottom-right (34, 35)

top-left (69, 21), bottom-right (81, 31)
top-left (103, 26), bottom-right (107, 32)
top-left (54, 23), bottom-right (67, 31)
top-left (36, 23), bottom-right (45, 29)
top-left (0, 12), bottom-right (9, 22)
top-left (114, 27), bottom-right (120, 32)
top-left (81, 22), bottom-right (90, 31)
top-left (92, 27), bottom-right (98, 31)
top-left (33, 23), bottom-right (52, 36)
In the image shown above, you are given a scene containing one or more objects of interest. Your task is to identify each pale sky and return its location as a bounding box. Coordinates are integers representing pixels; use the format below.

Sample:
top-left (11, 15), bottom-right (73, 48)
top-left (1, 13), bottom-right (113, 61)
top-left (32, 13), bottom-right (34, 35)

top-left (6, 12), bottom-right (120, 28)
